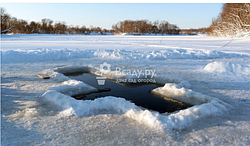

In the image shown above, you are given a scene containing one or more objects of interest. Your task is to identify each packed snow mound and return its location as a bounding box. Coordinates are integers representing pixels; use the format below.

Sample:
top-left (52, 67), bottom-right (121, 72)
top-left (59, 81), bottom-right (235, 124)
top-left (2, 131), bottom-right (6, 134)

top-left (42, 91), bottom-right (163, 131)
top-left (1, 48), bottom-right (247, 63)
top-left (152, 83), bottom-right (216, 105)
top-left (49, 80), bottom-right (97, 96)
top-left (151, 83), bottom-right (229, 129)
top-left (204, 61), bottom-right (250, 75)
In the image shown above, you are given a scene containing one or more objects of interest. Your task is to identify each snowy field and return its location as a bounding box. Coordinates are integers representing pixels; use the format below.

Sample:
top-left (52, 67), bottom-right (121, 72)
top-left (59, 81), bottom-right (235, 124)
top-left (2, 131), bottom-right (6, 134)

top-left (1, 34), bottom-right (250, 145)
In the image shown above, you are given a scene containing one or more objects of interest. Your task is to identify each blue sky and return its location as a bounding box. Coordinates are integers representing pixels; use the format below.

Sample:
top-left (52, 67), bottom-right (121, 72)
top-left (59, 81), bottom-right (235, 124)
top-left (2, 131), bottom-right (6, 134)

top-left (1, 3), bottom-right (222, 29)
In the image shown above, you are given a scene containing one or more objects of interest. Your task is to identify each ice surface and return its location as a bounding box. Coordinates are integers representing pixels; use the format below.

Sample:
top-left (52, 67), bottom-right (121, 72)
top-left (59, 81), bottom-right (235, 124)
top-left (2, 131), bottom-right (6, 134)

top-left (1, 34), bottom-right (250, 145)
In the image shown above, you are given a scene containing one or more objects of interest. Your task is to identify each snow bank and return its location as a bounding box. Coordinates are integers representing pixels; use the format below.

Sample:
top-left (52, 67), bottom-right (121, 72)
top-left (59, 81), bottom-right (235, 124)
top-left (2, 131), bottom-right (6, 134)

top-left (1, 49), bottom-right (95, 63)
top-left (2, 48), bottom-right (247, 63)
top-left (160, 100), bottom-right (227, 129)
top-left (204, 61), bottom-right (250, 75)
top-left (43, 91), bottom-right (138, 116)
top-left (49, 80), bottom-right (97, 96)
top-left (42, 91), bottom-right (164, 131)
top-left (152, 83), bottom-right (215, 105)
top-left (152, 83), bottom-right (229, 129)
top-left (42, 75), bottom-right (229, 131)
top-left (42, 87), bottom-right (228, 130)
top-left (143, 49), bottom-right (244, 60)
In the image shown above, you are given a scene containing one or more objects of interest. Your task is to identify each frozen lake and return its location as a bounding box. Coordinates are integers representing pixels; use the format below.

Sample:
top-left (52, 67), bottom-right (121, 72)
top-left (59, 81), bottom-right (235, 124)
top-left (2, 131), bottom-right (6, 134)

top-left (1, 34), bottom-right (250, 145)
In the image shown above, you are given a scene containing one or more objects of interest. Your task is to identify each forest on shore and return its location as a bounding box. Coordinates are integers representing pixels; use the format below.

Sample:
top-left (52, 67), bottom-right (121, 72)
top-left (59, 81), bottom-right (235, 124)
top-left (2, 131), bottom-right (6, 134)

top-left (206, 3), bottom-right (250, 37)
top-left (1, 3), bottom-right (249, 36)
top-left (1, 8), bottom-right (183, 35)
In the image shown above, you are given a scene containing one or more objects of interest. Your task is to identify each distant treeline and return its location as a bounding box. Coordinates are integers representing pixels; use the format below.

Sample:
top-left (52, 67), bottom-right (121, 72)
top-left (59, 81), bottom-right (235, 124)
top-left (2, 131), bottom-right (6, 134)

top-left (180, 28), bottom-right (207, 35)
top-left (112, 20), bottom-right (180, 35)
top-left (1, 7), bottom-right (113, 34)
top-left (1, 7), bottom-right (184, 35)
top-left (207, 3), bottom-right (250, 37)
top-left (5, 5), bottom-right (248, 36)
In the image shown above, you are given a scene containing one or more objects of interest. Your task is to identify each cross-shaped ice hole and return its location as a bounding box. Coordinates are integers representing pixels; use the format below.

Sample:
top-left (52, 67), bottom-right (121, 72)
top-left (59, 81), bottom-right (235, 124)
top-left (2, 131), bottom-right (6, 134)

top-left (64, 73), bottom-right (192, 113)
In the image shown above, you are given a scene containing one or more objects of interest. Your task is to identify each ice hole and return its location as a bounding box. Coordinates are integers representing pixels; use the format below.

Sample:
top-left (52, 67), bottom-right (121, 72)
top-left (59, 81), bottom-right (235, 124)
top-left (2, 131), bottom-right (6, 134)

top-left (64, 72), bottom-right (192, 113)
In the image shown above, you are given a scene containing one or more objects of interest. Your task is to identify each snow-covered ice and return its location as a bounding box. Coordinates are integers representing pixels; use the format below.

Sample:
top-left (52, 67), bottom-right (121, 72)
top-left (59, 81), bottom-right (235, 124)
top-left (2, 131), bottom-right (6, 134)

top-left (1, 34), bottom-right (250, 145)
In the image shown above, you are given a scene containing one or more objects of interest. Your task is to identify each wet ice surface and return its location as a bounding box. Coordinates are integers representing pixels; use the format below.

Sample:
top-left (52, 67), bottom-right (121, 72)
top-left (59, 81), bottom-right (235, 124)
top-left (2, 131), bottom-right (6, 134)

top-left (1, 35), bottom-right (250, 145)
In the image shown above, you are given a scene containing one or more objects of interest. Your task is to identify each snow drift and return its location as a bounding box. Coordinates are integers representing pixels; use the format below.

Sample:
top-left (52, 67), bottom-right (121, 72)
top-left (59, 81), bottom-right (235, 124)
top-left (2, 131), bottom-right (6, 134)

top-left (204, 61), bottom-right (250, 75)
top-left (1, 48), bottom-right (247, 63)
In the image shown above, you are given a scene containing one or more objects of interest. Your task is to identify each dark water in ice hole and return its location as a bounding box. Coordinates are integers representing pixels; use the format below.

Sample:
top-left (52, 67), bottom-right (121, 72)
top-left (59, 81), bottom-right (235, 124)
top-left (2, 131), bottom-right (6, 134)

top-left (64, 73), bottom-right (192, 113)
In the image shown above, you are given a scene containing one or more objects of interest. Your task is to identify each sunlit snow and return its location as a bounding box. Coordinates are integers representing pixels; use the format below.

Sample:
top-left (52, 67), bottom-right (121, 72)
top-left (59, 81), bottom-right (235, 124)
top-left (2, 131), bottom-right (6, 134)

top-left (1, 34), bottom-right (250, 145)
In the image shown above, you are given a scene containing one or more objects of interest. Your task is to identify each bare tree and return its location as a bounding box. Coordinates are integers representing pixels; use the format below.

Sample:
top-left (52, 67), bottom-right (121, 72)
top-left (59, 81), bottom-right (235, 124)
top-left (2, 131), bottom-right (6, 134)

top-left (1, 7), bottom-right (12, 31)
top-left (207, 3), bottom-right (250, 37)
